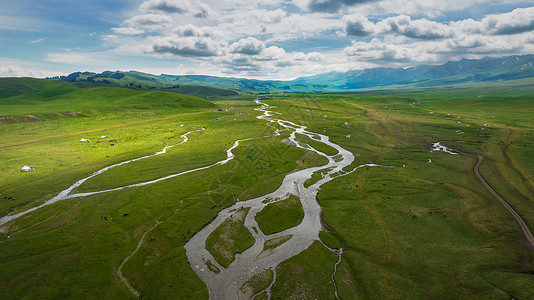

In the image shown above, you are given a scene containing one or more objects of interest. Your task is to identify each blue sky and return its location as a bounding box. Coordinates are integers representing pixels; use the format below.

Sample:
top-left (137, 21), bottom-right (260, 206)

top-left (1, 0), bottom-right (534, 79)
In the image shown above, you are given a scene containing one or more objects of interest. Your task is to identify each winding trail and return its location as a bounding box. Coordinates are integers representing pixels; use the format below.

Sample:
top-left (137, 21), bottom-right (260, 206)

top-left (432, 142), bottom-right (534, 249)
top-left (185, 100), bottom-right (376, 299)
top-left (117, 209), bottom-right (181, 299)
top-left (471, 154), bottom-right (534, 248)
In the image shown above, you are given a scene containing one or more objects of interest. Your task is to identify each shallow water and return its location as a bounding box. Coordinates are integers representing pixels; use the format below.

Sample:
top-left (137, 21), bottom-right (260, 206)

top-left (185, 100), bottom-right (375, 299)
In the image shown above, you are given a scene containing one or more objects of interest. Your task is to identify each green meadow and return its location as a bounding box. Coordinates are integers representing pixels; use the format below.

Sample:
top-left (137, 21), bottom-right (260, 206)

top-left (0, 78), bottom-right (533, 299)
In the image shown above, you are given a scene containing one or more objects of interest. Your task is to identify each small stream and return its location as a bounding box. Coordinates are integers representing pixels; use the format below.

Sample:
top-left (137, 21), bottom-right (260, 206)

top-left (0, 129), bottom-right (204, 227)
top-left (185, 100), bottom-right (376, 299)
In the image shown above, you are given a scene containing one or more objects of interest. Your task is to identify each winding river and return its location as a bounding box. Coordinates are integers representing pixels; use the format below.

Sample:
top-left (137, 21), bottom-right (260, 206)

top-left (185, 101), bottom-right (376, 299)
top-left (1, 100), bottom-right (375, 299)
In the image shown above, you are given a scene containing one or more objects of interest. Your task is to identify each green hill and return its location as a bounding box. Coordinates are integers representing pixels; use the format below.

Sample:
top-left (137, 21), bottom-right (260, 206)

top-left (50, 71), bottom-right (240, 98)
top-left (0, 77), bottom-right (214, 124)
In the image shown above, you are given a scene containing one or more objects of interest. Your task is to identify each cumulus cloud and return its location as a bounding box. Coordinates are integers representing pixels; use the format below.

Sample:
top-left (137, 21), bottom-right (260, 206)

top-left (229, 37), bottom-right (266, 55)
top-left (301, 0), bottom-right (380, 13)
top-left (172, 24), bottom-right (212, 37)
top-left (140, 0), bottom-right (190, 14)
top-left (345, 14), bottom-right (453, 39)
top-left (124, 14), bottom-right (172, 27)
top-left (344, 38), bottom-right (440, 64)
top-left (484, 7), bottom-right (534, 35)
top-left (344, 15), bottom-right (375, 36)
top-left (306, 52), bottom-right (325, 61)
top-left (381, 15), bottom-right (453, 39)
top-left (151, 36), bottom-right (226, 57)
top-left (251, 9), bottom-right (287, 24)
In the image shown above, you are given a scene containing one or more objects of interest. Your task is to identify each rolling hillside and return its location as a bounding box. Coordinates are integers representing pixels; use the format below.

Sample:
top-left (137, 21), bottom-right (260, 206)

top-left (51, 54), bottom-right (534, 94)
top-left (0, 78), bottom-right (214, 124)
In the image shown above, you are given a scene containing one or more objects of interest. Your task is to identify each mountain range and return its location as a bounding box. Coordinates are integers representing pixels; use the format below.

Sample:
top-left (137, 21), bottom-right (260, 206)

top-left (50, 54), bottom-right (534, 96)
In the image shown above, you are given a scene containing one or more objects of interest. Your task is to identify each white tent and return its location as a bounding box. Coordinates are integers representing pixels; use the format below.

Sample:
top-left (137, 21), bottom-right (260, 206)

top-left (80, 138), bottom-right (89, 142)
top-left (21, 166), bottom-right (32, 172)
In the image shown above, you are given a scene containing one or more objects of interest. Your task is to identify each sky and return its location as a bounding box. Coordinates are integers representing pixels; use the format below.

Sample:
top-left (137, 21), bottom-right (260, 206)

top-left (1, 0), bottom-right (534, 80)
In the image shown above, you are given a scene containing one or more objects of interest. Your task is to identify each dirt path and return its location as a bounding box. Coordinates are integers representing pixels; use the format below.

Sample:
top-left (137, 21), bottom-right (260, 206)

top-left (117, 211), bottom-right (176, 299)
top-left (471, 153), bottom-right (534, 249)
top-left (437, 143), bottom-right (534, 250)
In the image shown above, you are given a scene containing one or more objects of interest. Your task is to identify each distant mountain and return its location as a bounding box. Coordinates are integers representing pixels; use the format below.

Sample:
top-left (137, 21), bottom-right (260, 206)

top-left (51, 54), bottom-right (534, 94)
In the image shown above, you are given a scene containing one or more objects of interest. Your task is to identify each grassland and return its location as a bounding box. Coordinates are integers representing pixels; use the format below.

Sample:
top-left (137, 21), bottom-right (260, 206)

top-left (1, 78), bottom-right (533, 299)
top-left (262, 89), bottom-right (534, 299)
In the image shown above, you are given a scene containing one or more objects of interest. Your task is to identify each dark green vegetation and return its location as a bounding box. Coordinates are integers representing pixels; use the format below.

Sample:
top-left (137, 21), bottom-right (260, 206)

top-left (54, 54), bottom-right (534, 93)
top-left (1, 77), bottom-right (534, 299)
top-left (205, 208), bottom-right (254, 267)
top-left (256, 196), bottom-right (304, 235)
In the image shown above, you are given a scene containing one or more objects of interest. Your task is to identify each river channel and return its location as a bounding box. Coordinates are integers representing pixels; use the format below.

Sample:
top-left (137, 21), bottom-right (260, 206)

top-left (185, 100), bottom-right (376, 299)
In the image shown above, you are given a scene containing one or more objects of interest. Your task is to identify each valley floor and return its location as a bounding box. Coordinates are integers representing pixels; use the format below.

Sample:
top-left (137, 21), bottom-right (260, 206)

top-left (1, 81), bottom-right (533, 299)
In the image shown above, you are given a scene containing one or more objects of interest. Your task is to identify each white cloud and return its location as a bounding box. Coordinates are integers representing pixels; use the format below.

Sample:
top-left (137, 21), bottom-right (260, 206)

top-left (140, 0), bottom-right (191, 14)
top-left (112, 27), bottom-right (146, 35)
top-left (251, 9), bottom-right (287, 24)
top-left (229, 37), bottom-right (266, 55)
top-left (30, 38), bottom-right (45, 44)
top-left (344, 14), bottom-right (376, 36)
top-left (293, 0), bottom-right (379, 13)
top-left (0, 59), bottom-right (63, 78)
top-left (100, 1), bottom-right (534, 78)
top-left (350, 0), bottom-right (495, 18)
top-left (345, 14), bottom-right (453, 39)
top-left (150, 36), bottom-right (227, 57)
top-left (380, 15), bottom-right (453, 39)
top-left (172, 24), bottom-right (213, 37)
top-left (483, 6), bottom-right (534, 35)
top-left (124, 14), bottom-right (173, 28)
